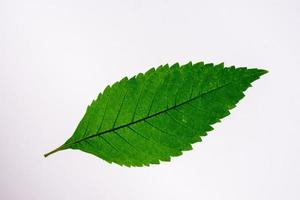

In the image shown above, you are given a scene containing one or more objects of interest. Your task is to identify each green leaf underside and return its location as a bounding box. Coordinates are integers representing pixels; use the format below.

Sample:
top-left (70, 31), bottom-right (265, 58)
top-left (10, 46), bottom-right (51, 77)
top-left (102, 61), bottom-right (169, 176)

top-left (45, 62), bottom-right (267, 167)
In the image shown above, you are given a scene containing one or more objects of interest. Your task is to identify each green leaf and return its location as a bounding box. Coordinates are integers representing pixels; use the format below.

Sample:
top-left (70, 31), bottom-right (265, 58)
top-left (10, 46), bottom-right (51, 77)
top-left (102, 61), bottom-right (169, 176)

top-left (44, 61), bottom-right (267, 167)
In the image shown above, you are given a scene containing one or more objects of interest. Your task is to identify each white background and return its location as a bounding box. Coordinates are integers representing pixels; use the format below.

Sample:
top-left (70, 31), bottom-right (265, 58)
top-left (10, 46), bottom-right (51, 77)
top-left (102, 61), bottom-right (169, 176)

top-left (1, 0), bottom-right (299, 199)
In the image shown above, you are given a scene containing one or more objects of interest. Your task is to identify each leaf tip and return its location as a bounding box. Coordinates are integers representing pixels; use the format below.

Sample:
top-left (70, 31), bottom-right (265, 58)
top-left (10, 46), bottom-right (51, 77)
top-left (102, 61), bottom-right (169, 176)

top-left (259, 69), bottom-right (269, 75)
top-left (252, 68), bottom-right (269, 79)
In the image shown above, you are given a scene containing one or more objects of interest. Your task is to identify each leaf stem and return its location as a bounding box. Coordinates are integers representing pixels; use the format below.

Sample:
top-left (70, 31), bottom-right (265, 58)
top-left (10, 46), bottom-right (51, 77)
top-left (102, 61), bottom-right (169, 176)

top-left (44, 145), bottom-right (67, 157)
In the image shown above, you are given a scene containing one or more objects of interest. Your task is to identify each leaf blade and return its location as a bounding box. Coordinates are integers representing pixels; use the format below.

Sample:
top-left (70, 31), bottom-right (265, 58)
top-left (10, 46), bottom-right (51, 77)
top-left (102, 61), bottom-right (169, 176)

top-left (44, 62), bottom-right (267, 167)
